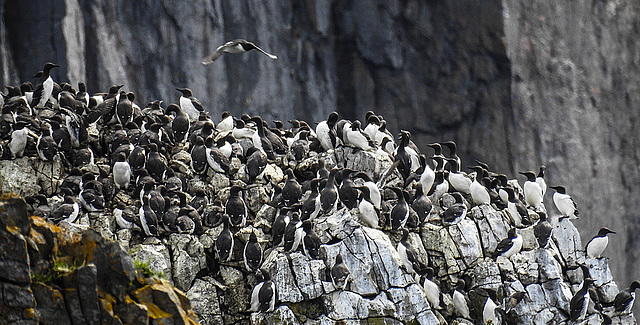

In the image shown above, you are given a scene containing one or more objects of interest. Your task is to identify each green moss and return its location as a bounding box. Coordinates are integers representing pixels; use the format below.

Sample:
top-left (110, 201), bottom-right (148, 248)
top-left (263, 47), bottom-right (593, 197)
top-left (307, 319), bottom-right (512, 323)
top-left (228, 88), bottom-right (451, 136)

top-left (134, 258), bottom-right (165, 279)
top-left (32, 260), bottom-right (77, 283)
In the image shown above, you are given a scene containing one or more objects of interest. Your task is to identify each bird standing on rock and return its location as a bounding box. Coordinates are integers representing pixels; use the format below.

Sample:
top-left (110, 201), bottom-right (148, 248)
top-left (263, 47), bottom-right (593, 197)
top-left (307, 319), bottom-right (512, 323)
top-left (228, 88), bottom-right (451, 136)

top-left (585, 227), bottom-right (615, 259)
top-left (243, 232), bottom-right (263, 273)
top-left (550, 185), bottom-right (579, 219)
top-left (389, 187), bottom-right (410, 230)
top-left (331, 253), bottom-right (350, 290)
top-left (519, 171), bottom-right (543, 208)
top-left (492, 228), bottom-right (522, 259)
top-left (614, 281), bottom-right (640, 314)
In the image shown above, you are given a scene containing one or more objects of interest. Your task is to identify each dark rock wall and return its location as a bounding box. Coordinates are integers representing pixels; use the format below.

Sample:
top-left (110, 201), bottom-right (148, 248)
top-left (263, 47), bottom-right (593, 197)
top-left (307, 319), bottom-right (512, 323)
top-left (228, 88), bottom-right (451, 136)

top-left (0, 0), bottom-right (638, 313)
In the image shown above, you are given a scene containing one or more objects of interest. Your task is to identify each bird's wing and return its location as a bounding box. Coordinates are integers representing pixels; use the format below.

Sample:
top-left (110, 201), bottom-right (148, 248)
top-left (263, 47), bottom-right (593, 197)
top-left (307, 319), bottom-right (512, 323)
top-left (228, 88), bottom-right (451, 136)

top-left (252, 44), bottom-right (278, 60)
top-left (202, 51), bottom-right (224, 65)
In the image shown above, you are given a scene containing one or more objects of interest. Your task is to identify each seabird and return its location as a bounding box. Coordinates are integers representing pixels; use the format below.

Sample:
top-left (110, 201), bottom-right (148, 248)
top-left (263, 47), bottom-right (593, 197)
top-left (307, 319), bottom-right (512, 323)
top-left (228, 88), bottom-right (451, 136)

top-left (272, 208), bottom-right (291, 246)
top-left (302, 220), bottom-right (321, 259)
top-left (190, 136), bottom-right (208, 174)
top-left (331, 253), bottom-right (350, 290)
top-left (176, 88), bottom-right (204, 122)
top-left (145, 143), bottom-right (166, 182)
top-left (492, 228), bottom-right (522, 259)
top-left (519, 171), bottom-right (543, 208)
top-left (397, 229), bottom-right (427, 276)
top-left (440, 141), bottom-right (461, 169)
top-left (139, 196), bottom-right (159, 236)
top-left (614, 281), bottom-right (640, 314)
top-left (202, 39), bottom-right (277, 64)
top-left (166, 103), bottom-right (190, 144)
top-left (585, 227), bottom-right (615, 259)
top-left (216, 111), bottom-right (233, 132)
top-left (320, 169), bottom-right (339, 214)
top-left (452, 279), bottom-right (471, 319)
top-left (550, 185), bottom-right (579, 219)
top-left (216, 215), bottom-right (234, 262)
top-left (246, 146), bottom-right (268, 183)
top-left (536, 165), bottom-right (547, 196)
top-left (481, 289), bottom-right (499, 325)
top-left (316, 158), bottom-right (330, 179)
top-left (8, 123), bottom-right (29, 158)
top-left (389, 187), bottom-right (410, 230)
top-left (256, 270), bottom-right (277, 312)
top-left (115, 90), bottom-right (133, 125)
top-left (504, 187), bottom-right (527, 227)
top-left (243, 232), bottom-right (263, 273)
top-left (338, 169), bottom-right (359, 210)
top-left (442, 192), bottom-right (468, 223)
top-left (420, 267), bottom-right (441, 310)
top-left (446, 158), bottom-right (471, 194)
top-left (418, 155), bottom-right (436, 195)
top-left (301, 179), bottom-right (321, 221)
top-left (315, 112), bottom-right (339, 152)
top-left (282, 169), bottom-right (302, 206)
top-left (504, 291), bottom-right (527, 314)
top-left (353, 172), bottom-right (381, 209)
top-left (226, 185), bottom-right (248, 228)
top-left (51, 194), bottom-right (80, 223)
top-left (204, 137), bottom-right (230, 174)
top-left (411, 183), bottom-right (432, 225)
top-left (283, 212), bottom-right (303, 253)
top-left (345, 120), bottom-right (373, 150)
top-left (468, 166), bottom-right (491, 205)
top-left (31, 62), bottom-right (60, 108)
top-left (395, 130), bottom-right (419, 180)
top-left (534, 211), bottom-right (553, 248)
top-left (570, 278), bottom-right (594, 322)
top-left (356, 186), bottom-right (379, 228)
top-left (112, 152), bottom-right (131, 190)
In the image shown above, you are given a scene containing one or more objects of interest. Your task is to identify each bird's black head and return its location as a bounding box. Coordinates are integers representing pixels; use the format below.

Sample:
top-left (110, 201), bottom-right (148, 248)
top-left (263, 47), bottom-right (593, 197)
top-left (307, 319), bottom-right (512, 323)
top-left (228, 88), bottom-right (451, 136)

top-left (549, 185), bottom-right (566, 194)
top-left (176, 88), bottom-right (192, 97)
top-left (518, 171), bottom-right (536, 182)
top-left (508, 228), bottom-right (518, 238)
top-left (630, 281), bottom-right (640, 292)
top-left (597, 227), bottom-right (616, 236)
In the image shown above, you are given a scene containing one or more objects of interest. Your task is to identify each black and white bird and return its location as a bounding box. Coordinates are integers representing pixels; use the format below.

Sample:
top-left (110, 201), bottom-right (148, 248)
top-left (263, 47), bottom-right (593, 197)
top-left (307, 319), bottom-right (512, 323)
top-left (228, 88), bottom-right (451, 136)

top-left (446, 158), bottom-right (471, 194)
top-left (442, 192), bottom-right (467, 224)
top-left (204, 137), bottom-right (230, 174)
top-left (481, 289), bottom-right (499, 325)
top-left (246, 146), bottom-right (268, 183)
top-left (492, 228), bottom-right (522, 259)
top-left (338, 169), bottom-right (359, 210)
top-left (282, 169), bottom-right (302, 206)
top-left (452, 279), bottom-right (471, 319)
top-left (51, 194), bottom-right (80, 223)
top-left (614, 281), bottom-right (640, 314)
top-left (504, 187), bottom-right (527, 227)
top-left (585, 227), bottom-right (615, 259)
top-left (320, 169), bottom-right (340, 214)
top-left (31, 62), bottom-right (60, 108)
top-left (226, 185), bottom-right (248, 228)
top-left (468, 166), bottom-right (490, 205)
top-left (216, 216), bottom-right (234, 262)
top-left (550, 185), bottom-right (579, 219)
top-left (301, 179), bottom-right (321, 221)
top-left (243, 232), bottom-right (263, 272)
top-left (534, 212), bottom-right (553, 248)
top-left (112, 152), bottom-right (131, 190)
top-left (139, 196), bottom-right (159, 236)
top-left (302, 220), bottom-right (321, 259)
top-left (166, 103), bottom-right (190, 144)
top-left (176, 88), bottom-right (204, 122)
top-left (202, 39), bottom-right (277, 65)
top-left (249, 270), bottom-right (277, 313)
top-left (345, 120), bottom-right (373, 150)
top-left (283, 212), bottom-right (303, 253)
top-left (315, 112), bottom-right (339, 152)
top-left (356, 186), bottom-right (379, 228)
top-left (570, 278), bottom-right (594, 322)
top-left (397, 229), bottom-right (427, 276)
top-left (536, 165), bottom-right (547, 196)
top-left (390, 187), bottom-right (410, 230)
top-left (420, 267), bottom-right (441, 310)
top-left (353, 172), bottom-right (381, 209)
top-left (519, 171), bottom-right (543, 208)
top-left (331, 253), bottom-right (350, 290)
top-left (8, 123), bottom-right (29, 159)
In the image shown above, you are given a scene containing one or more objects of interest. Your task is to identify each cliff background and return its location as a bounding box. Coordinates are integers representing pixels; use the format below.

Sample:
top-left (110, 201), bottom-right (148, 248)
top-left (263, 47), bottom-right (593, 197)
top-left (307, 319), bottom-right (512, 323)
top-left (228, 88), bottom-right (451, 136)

top-left (1, 0), bottom-right (639, 315)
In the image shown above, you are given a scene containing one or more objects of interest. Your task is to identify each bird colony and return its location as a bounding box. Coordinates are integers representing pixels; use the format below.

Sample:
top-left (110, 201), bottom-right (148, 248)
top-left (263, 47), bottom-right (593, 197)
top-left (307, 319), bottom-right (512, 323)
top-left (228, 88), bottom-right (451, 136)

top-left (0, 62), bottom-right (637, 324)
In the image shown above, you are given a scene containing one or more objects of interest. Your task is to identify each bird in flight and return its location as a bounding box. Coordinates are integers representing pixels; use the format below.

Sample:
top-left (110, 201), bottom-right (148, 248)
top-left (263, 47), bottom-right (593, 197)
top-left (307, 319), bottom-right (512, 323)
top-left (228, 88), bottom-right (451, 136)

top-left (202, 39), bottom-right (278, 64)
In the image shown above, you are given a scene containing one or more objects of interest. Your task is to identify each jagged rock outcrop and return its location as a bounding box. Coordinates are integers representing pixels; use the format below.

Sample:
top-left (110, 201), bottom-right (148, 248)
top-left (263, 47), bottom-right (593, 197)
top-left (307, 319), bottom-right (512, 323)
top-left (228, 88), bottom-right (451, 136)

top-left (0, 194), bottom-right (199, 324)
top-left (2, 1), bottom-right (640, 314)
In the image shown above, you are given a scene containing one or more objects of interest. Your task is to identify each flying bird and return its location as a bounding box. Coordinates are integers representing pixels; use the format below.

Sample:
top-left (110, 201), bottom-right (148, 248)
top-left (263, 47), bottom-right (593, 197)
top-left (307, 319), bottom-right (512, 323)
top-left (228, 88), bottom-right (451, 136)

top-left (202, 39), bottom-right (277, 64)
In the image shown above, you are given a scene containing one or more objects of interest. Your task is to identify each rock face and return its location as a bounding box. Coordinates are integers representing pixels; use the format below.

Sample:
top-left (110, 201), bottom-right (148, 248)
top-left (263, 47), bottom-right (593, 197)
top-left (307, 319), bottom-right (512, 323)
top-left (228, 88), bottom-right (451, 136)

top-left (1, 1), bottom-right (639, 313)
top-left (0, 195), bottom-right (199, 324)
